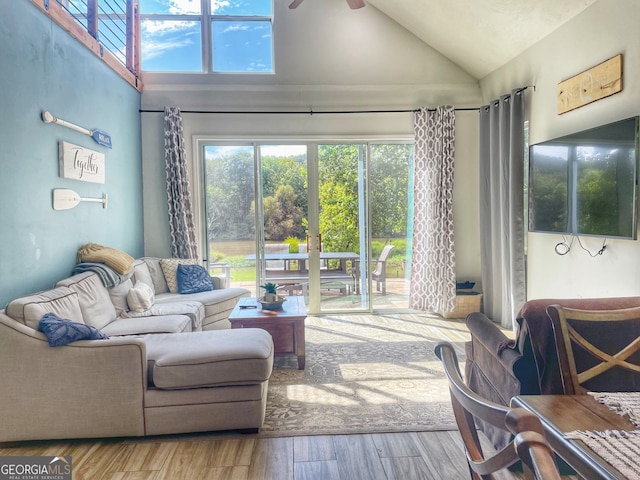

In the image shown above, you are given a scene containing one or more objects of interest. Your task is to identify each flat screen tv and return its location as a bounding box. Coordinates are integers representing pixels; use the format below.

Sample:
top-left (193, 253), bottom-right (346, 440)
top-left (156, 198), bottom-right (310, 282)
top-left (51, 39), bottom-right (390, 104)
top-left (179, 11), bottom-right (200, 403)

top-left (528, 116), bottom-right (639, 239)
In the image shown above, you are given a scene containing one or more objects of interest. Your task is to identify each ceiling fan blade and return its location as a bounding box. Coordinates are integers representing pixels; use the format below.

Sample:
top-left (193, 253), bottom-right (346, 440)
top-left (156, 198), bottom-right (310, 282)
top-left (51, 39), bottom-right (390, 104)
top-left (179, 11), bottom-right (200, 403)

top-left (346, 0), bottom-right (366, 8)
top-left (289, 0), bottom-right (304, 8)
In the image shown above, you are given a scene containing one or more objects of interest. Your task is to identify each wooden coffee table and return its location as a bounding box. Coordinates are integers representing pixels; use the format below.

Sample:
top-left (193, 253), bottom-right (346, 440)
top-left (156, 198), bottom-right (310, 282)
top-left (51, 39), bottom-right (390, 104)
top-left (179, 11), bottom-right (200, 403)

top-left (229, 296), bottom-right (307, 369)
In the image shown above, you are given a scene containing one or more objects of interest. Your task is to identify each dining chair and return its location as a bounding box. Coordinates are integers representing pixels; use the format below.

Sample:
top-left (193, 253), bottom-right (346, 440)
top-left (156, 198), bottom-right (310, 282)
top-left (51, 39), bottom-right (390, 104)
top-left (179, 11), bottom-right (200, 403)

top-left (435, 341), bottom-right (556, 479)
top-left (547, 305), bottom-right (640, 395)
top-left (513, 428), bottom-right (562, 480)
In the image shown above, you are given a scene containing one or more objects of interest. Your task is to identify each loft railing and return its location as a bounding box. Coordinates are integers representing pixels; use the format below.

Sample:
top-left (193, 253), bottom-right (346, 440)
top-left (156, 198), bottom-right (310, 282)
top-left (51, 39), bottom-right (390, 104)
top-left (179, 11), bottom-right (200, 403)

top-left (31, 0), bottom-right (142, 91)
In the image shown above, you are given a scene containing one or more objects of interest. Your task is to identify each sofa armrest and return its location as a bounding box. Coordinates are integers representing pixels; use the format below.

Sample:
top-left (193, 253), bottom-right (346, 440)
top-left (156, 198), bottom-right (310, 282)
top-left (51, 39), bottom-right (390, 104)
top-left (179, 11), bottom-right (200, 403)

top-left (211, 274), bottom-right (228, 289)
top-left (465, 311), bottom-right (538, 451)
top-left (0, 313), bottom-right (148, 442)
top-left (466, 312), bottom-right (522, 373)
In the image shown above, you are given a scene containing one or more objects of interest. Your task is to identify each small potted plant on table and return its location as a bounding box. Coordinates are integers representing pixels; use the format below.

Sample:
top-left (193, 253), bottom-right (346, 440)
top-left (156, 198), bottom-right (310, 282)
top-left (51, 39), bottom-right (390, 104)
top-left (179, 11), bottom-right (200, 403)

top-left (259, 282), bottom-right (286, 310)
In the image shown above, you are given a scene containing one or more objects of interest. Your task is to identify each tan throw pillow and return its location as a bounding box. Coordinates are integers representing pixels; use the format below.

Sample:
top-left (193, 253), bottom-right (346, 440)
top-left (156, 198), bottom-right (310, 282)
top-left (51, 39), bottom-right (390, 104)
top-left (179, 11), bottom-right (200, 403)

top-left (127, 281), bottom-right (155, 313)
top-left (159, 258), bottom-right (199, 294)
top-left (77, 243), bottom-right (135, 275)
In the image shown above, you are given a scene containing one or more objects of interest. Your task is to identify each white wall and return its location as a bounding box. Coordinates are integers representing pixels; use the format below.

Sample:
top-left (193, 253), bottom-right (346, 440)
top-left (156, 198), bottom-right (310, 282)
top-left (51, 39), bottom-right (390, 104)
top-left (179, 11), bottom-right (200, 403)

top-left (141, 0), bottom-right (483, 287)
top-left (480, 0), bottom-right (640, 299)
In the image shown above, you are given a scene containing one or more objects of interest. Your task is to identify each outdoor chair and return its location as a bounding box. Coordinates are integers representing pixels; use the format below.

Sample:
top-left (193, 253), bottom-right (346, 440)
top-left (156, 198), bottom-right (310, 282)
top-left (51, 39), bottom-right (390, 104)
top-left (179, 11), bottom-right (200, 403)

top-left (264, 243), bottom-right (290, 271)
top-left (435, 341), bottom-right (557, 479)
top-left (371, 244), bottom-right (395, 295)
top-left (547, 305), bottom-right (640, 395)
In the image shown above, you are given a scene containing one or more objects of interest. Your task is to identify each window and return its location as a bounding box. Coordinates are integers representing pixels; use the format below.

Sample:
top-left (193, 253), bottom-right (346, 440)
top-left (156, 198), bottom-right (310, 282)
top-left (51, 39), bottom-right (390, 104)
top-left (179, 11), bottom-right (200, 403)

top-left (139, 0), bottom-right (273, 73)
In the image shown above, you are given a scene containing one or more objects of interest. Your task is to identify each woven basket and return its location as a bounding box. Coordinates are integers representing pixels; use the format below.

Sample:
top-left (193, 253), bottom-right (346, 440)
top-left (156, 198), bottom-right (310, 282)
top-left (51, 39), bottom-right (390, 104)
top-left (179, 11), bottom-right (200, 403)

top-left (441, 293), bottom-right (482, 319)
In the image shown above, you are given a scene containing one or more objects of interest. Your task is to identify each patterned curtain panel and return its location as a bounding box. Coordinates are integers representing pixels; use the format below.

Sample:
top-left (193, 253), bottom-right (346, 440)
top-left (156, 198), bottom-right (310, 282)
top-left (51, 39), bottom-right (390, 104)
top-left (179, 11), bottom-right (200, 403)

top-left (164, 107), bottom-right (199, 259)
top-left (479, 90), bottom-right (526, 329)
top-left (410, 106), bottom-right (457, 313)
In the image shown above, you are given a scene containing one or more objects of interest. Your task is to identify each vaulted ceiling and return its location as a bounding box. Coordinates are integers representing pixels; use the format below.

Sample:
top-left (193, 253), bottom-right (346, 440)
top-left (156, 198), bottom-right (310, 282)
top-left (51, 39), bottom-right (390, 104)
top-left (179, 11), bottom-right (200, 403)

top-left (365, 0), bottom-right (598, 79)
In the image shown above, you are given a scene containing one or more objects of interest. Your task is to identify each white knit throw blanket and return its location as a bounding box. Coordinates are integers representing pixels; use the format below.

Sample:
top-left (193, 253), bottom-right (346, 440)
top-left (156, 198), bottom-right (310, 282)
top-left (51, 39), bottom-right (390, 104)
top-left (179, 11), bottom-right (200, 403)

top-left (565, 429), bottom-right (640, 478)
top-left (589, 391), bottom-right (640, 427)
top-left (563, 392), bottom-right (640, 478)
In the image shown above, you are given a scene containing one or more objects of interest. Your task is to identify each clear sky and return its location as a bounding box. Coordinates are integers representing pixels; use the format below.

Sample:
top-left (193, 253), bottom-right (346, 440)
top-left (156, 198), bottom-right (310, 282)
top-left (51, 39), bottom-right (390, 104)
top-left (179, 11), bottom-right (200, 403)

top-left (139, 0), bottom-right (273, 73)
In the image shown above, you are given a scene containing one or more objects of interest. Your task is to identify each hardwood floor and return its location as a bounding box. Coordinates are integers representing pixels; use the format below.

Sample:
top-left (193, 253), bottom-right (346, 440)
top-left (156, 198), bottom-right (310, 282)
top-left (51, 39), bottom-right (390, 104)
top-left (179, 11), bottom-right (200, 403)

top-left (0, 314), bottom-right (547, 479)
top-left (0, 430), bottom-right (525, 480)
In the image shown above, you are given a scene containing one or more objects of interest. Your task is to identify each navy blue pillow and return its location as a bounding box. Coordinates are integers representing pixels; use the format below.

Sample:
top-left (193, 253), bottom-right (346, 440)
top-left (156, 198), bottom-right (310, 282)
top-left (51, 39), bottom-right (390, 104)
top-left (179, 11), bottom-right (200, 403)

top-left (38, 313), bottom-right (108, 347)
top-left (177, 264), bottom-right (214, 294)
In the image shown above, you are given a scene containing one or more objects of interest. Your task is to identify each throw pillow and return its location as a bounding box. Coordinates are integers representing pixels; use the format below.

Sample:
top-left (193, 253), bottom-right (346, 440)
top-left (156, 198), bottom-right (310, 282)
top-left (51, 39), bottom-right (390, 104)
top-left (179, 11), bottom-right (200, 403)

top-left (177, 264), bottom-right (214, 294)
top-left (38, 312), bottom-right (108, 347)
top-left (76, 243), bottom-right (135, 275)
top-left (159, 258), bottom-right (199, 293)
top-left (127, 281), bottom-right (155, 313)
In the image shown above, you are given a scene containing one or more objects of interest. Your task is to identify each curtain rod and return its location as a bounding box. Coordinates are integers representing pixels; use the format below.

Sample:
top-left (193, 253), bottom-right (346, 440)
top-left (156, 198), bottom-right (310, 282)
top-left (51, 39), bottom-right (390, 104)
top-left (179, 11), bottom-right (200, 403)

top-left (138, 86), bottom-right (534, 115)
top-left (139, 107), bottom-right (480, 115)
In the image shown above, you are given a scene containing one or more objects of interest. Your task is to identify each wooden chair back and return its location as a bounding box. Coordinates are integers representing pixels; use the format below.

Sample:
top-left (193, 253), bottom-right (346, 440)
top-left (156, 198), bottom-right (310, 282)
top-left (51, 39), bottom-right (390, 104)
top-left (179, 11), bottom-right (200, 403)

top-left (435, 342), bottom-right (555, 479)
top-left (547, 305), bottom-right (640, 395)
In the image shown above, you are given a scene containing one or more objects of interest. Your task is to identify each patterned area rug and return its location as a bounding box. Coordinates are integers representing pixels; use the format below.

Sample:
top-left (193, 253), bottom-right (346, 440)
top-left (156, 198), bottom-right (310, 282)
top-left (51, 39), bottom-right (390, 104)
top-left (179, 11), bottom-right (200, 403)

top-left (259, 312), bottom-right (466, 437)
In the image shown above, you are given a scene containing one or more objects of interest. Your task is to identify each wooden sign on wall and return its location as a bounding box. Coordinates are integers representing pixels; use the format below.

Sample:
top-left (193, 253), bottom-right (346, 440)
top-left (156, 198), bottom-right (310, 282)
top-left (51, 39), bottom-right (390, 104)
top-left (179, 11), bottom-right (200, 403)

top-left (59, 141), bottom-right (106, 184)
top-left (557, 54), bottom-right (622, 114)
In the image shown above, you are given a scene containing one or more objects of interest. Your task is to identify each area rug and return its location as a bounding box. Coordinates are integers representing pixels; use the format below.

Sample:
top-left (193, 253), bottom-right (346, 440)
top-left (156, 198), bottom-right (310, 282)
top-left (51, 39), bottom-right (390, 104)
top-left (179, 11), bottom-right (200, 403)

top-left (259, 312), bottom-right (465, 437)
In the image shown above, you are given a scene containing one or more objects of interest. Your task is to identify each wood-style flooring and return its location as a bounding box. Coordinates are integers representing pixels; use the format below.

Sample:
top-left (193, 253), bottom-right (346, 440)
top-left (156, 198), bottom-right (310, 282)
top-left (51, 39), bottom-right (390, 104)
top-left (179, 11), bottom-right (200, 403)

top-left (0, 314), bottom-right (565, 479)
top-left (0, 430), bottom-right (525, 480)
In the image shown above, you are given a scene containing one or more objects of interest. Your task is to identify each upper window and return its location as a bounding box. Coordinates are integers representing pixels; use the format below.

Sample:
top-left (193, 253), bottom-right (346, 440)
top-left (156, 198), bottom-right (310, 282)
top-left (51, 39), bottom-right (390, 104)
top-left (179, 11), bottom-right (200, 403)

top-left (139, 0), bottom-right (273, 73)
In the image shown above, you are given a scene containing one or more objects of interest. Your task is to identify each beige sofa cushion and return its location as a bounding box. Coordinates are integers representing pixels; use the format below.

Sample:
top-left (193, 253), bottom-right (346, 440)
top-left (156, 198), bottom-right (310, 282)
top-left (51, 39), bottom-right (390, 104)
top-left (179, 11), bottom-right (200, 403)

top-left (145, 329), bottom-right (274, 389)
top-left (109, 279), bottom-right (134, 316)
top-left (57, 272), bottom-right (116, 330)
top-left (101, 315), bottom-right (192, 336)
top-left (120, 301), bottom-right (204, 331)
top-left (5, 287), bottom-right (84, 329)
top-left (132, 259), bottom-right (158, 292)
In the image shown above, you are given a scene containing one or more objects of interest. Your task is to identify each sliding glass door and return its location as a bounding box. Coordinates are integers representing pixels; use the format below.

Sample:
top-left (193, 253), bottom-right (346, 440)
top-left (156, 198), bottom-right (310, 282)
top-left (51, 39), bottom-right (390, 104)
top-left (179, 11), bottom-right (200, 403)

top-left (201, 140), bottom-right (412, 313)
top-left (315, 144), bottom-right (369, 312)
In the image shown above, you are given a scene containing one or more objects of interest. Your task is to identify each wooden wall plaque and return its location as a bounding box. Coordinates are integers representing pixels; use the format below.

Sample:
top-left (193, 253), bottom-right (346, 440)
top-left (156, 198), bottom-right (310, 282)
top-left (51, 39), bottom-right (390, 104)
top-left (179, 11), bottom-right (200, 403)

top-left (557, 54), bottom-right (622, 114)
top-left (59, 141), bottom-right (106, 184)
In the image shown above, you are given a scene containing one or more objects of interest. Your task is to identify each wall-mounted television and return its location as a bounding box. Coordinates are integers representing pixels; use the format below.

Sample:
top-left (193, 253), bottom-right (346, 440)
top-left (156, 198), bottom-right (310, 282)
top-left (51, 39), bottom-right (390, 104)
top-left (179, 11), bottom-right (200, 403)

top-left (528, 116), bottom-right (639, 239)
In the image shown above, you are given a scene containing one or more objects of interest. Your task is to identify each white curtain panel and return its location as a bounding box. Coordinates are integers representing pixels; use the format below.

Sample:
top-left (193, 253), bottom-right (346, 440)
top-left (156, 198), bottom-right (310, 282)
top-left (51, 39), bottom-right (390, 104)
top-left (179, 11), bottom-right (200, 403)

top-left (410, 106), bottom-right (457, 313)
top-left (164, 107), bottom-right (199, 260)
top-left (479, 90), bottom-right (526, 329)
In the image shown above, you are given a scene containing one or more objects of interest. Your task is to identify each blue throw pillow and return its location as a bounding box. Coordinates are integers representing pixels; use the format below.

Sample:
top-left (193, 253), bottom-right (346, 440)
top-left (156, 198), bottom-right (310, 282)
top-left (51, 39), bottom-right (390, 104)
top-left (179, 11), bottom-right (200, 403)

top-left (38, 313), bottom-right (108, 347)
top-left (177, 264), bottom-right (214, 294)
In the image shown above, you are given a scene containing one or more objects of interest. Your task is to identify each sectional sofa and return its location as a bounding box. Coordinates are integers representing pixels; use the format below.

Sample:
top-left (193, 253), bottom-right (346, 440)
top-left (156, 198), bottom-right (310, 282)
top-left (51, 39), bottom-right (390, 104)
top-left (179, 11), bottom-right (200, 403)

top-left (0, 257), bottom-right (275, 443)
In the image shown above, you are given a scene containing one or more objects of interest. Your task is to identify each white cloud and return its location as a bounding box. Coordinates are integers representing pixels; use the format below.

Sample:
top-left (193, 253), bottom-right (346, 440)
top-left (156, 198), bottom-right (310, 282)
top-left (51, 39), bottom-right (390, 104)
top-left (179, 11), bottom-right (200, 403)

top-left (223, 24), bottom-right (250, 33)
top-left (141, 37), bottom-right (194, 61)
top-left (167, 0), bottom-right (202, 14)
top-left (142, 19), bottom-right (198, 35)
top-left (211, 0), bottom-right (232, 14)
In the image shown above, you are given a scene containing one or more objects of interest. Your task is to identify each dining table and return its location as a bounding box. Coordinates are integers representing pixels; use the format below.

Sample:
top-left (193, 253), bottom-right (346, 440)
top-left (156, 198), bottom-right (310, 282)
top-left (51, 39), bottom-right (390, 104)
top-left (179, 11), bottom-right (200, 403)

top-left (245, 252), bottom-right (361, 295)
top-left (245, 251), bottom-right (360, 271)
top-left (512, 394), bottom-right (640, 479)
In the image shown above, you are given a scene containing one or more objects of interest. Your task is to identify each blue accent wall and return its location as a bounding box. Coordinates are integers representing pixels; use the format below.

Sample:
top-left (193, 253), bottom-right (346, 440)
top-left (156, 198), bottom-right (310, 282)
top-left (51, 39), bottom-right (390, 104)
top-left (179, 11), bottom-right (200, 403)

top-left (0, 1), bottom-right (143, 307)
